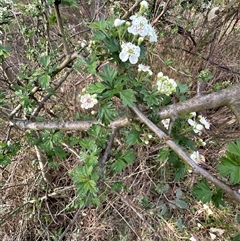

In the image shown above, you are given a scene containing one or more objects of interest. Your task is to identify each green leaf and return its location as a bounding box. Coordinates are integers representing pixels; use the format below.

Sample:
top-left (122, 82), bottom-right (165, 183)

top-left (228, 139), bottom-right (240, 157)
top-left (111, 159), bottom-right (126, 173)
top-left (39, 74), bottom-right (51, 89)
top-left (217, 157), bottom-right (240, 184)
top-left (111, 181), bottom-right (123, 192)
top-left (192, 179), bottom-right (213, 203)
top-left (141, 89), bottom-right (160, 107)
top-left (98, 65), bottom-right (118, 84)
top-left (157, 148), bottom-right (170, 161)
top-left (176, 218), bottom-right (183, 231)
top-left (98, 101), bottom-right (117, 125)
top-left (61, 0), bottom-right (78, 7)
top-left (122, 150), bottom-right (135, 164)
top-left (175, 199), bottom-right (188, 209)
top-left (176, 188), bottom-right (182, 199)
top-left (155, 183), bottom-right (169, 195)
top-left (79, 138), bottom-right (96, 150)
top-left (87, 82), bottom-right (106, 94)
top-left (212, 188), bottom-right (225, 208)
top-left (120, 89), bottom-right (137, 107)
top-left (177, 83), bottom-right (188, 94)
top-left (92, 30), bottom-right (106, 40)
top-left (0, 45), bottom-right (10, 60)
top-left (85, 154), bottom-right (98, 166)
top-left (237, 214), bottom-right (240, 224)
top-left (54, 146), bottom-right (67, 160)
top-left (39, 55), bottom-right (51, 68)
top-left (90, 20), bottom-right (109, 31)
top-left (103, 36), bottom-right (120, 52)
top-left (232, 233), bottom-right (240, 241)
top-left (125, 128), bottom-right (141, 146)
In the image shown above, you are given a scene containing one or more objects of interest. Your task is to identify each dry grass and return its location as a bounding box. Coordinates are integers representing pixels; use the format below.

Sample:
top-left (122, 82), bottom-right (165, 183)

top-left (1, 1), bottom-right (240, 240)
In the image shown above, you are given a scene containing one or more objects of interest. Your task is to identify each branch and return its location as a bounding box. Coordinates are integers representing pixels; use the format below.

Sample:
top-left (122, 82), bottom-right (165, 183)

top-left (31, 68), bottom-right (73, 118)
top-left (159, 83), bottom-right (240, 122)
top-left (131, 105), bottom-right (240, 203)
top-left (151, 0), bottom-right (172, 26)
top-left (122, 0), bottom-right (142, 19)
top-left (10, 116), bottom-right (130, 131)
top-left (54, 1), bottom-right (70, 55)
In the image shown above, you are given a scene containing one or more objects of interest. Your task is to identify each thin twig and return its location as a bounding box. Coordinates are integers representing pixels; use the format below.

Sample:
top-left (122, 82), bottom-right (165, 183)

top-left (122, 0), bottom-right (142, 19)
top-left (54, 1), bottom-right (70, 55)
top-left (99, 127), bottom-right (118, 176)
top-left (31, 68), bottom-right (73, 118)
top-left (57, 193), bottom-right (91, 241)
top-left (151, 0), bottom-right (172, 26)
top-left (120, 195), bottom-right (164, 240)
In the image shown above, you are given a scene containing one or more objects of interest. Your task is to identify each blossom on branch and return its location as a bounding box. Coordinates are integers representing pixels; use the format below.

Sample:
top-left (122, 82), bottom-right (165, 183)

top-left (156, 72), bottom-right (177, 96)
top-left (80, 94), bottom-right (98, 109)
top-left (128, 14), bottom-right (158, 42)
top-left (119, 42), bottom-right (140, 64)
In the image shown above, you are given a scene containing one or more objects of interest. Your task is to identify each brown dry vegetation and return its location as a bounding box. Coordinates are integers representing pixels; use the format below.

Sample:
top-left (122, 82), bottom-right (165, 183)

top-left (1, 0), bottom-right (240, 240)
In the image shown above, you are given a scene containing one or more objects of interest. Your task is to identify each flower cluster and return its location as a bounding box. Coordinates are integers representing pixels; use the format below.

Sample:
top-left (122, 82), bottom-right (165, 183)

top-left (188, 112), bottom-right (210, 134)
top-left (128, 14), bottom-right (158, 43)
top-left (116, 1), bottom-right (157, 64)
top-left (79, 94), bottom-right (98, 109)
top-left (156, 72), bottom-right (177, 96)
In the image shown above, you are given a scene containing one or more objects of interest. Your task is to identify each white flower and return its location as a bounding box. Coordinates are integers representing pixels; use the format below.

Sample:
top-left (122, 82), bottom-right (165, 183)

top-left (148, 26), bottom-right (158, 42)
top-left (138, 64), bottom-right (153, 75)
top-left (119, 42), bottom-right (140, 64)
top-left (80, 94), bottom-right (98, 109)
top-left (190, 151), bottom-right (205, 164)
top-left (140, 1), bottom-right (149, 9)
top-left (128, 14), bottom-right (158, 42)
top-left (161, 118), bottom-right (170, 129)
top-left (188, 119), bottom-right (204, 133)
top-left (114, 18), bottom-right (126, 27)
top-left (128, 15), bottom-right (149, 37)
top-left (156, 72), bottom-right (177, 96)
top-left (198, 115), bottom-right (210, 129)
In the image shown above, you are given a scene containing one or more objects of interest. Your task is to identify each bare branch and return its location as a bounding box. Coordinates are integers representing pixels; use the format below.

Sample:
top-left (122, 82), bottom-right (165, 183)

top-left (151, 0), bottom-right (172, 26)
top-left (31, 68), bottom-right (73, 118)
top-left (122, 0), bottom-right (142, 19)
top-left (131, 105), bottom-right (240, 203)
top-left (159, 83), bottom-right (240, 122)
top-left (34, 145), bottom-right (53, 186)
top-left (54, 1), bottom-right (70, 55)
top-left (10, 116), bottom-right (130, 131)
